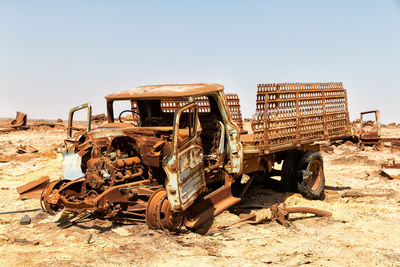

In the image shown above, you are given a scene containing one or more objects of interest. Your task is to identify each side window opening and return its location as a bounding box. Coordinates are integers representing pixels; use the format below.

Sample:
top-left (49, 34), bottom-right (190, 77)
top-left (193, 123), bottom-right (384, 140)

top-left (176, 105), bottom-right (197, 149)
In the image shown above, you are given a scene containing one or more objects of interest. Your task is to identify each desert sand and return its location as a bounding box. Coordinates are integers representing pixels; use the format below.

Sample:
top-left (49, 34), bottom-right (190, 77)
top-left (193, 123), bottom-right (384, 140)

top-left (1, 120), bottom-right (400, 266)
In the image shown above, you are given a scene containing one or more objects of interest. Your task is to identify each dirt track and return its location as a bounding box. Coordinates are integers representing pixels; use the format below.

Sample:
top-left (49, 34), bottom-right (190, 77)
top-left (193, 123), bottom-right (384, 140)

top-left (1, 122), bottom-right (400, 266)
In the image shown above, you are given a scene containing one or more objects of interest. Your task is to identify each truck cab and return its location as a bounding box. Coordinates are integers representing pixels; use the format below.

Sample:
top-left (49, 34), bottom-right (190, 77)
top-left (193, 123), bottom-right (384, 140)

top-left (104, 83), bottom-right (243, 211)
top-left (55, 84), bottom-right (244, 230)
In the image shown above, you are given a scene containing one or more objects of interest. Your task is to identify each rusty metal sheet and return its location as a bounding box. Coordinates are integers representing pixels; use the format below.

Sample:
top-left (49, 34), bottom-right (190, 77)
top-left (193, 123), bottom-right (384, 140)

top-left (10, 111), bottom-right (27, 128)
top-left (253, 82), bottom-right (350, 152)
top-left (106, 83), bottom-right (224, 100)
top-left (16, 176), bottom-right (50, 200)
top-left (16, 145), bottom-right (38, 154)
top-left (381, 159), bottom-right (400, 179)
top-left (184, 184), bottom-right (241, 229)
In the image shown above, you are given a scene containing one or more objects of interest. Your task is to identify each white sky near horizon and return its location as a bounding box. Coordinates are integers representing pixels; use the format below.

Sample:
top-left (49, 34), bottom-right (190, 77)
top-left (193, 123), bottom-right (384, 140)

top-left (1, 1), bottom-right (400, 123)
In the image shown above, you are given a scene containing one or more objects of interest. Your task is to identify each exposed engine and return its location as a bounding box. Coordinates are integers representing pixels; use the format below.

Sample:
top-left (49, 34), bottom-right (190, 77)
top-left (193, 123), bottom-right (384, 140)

top-left (85, 155), bottom-right (144, 190)
top-left (40, 131), bottom-right (182, 230)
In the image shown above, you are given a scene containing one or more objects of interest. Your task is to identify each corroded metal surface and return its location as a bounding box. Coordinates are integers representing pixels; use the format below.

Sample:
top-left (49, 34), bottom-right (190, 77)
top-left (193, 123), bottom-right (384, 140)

top-left (352, 110), bottom-right (400, 147)
top-left (225, 93), bottom-right (244, 132)
top-left (67, 103), bottom-right (92, 138)
top-left (11, 111), bottom-right (27, 128)
top-left (163, 102), bottom-right (206, 212)
top-left (360, 110), bottom-right (381, 140)
top-left (35, 82), bottom-right (347, 231)
top-left (253, 83), bottom-right (350, 152)
top-left (16, 176), bottom-right (50, 200)
top-left (270, 203), bottom-right (332, 226)
top-left (184, 183), bottom-right (241, 229)
top-left (106, 83), bottom-right (224, 100)
top-left (146, 189), bottom-right (183, 231)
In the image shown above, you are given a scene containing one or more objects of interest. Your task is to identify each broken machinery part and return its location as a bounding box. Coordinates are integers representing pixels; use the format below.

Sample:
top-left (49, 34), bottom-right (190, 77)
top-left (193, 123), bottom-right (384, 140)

top-left (10, 111), bottom-right (28, 128)
top-left (270, 203), bottom-right (332, 226)
top-left (16, 176), bottom-right (50, 200)
top-left (16, 144), bottom-right (38, 154)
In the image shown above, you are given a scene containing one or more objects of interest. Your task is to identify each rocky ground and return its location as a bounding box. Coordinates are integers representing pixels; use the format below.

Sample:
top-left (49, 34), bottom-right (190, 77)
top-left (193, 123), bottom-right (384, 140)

top-left (1, 120), bottom-right (400, 266)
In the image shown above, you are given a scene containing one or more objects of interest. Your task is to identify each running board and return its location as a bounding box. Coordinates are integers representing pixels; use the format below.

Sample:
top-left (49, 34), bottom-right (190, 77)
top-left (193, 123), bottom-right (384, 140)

top-left (184, 184), bottom-right (241, 229)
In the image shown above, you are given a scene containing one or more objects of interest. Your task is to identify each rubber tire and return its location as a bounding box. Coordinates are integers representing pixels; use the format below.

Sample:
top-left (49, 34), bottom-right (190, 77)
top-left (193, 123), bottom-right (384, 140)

top-left (281, 150), bottom-right (303, 192)
top-left (297, 150), bottom-right (325, 200)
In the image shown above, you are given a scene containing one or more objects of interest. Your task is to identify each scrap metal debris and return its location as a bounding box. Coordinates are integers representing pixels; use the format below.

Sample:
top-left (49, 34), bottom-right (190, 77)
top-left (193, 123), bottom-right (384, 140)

top-left (87, 234), bottom-right (93, 244)
top-left (270, 203), bottom-right (332, 226)
top-left (10, 111), bottom-right (28, 129)
top-left (13, 237), bottom-right (40, 245)
top-left (381, 159), bottom-right (400, 180)
top-left (16, 176), bottom-right (50, 200)
top-left (0, 208), bottom-right (42, 215)
top-left (341, 191), bottom-right (395, 198)
top-left (352, 110), bottom-right (400, 148)
top-left (16, 144), bottom-right (38, 154)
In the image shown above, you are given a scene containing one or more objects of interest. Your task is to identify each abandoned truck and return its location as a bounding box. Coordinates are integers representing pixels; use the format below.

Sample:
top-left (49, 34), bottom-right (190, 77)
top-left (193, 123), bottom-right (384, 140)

top-left (41, 83), bottom-right (350, 230)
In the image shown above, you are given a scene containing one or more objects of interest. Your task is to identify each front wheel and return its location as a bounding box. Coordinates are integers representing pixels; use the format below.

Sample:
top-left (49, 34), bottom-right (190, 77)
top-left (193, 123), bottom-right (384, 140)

top-left (297, 150), bottom-right (325, 200)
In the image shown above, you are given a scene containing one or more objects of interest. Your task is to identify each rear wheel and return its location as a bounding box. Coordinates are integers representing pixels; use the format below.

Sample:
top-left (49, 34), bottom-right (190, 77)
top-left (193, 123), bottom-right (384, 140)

top-left (297, 150), bottom-right (325, 199)
top-left (281, 150), bottom-right (303, 192)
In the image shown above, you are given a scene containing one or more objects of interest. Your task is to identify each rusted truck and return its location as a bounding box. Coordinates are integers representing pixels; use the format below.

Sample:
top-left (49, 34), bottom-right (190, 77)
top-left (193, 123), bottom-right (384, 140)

top-left (41, 83), bottom-right (350, 230)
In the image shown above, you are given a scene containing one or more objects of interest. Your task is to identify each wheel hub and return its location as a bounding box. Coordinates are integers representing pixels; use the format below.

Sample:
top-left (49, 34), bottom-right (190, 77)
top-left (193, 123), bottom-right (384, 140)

top-left (146, 189), bottom-right (183, 231)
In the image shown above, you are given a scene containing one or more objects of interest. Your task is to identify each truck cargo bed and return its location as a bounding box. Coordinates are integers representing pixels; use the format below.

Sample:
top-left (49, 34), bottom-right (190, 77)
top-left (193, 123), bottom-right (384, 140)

top-left (249, 82), bottom-right (350, 154)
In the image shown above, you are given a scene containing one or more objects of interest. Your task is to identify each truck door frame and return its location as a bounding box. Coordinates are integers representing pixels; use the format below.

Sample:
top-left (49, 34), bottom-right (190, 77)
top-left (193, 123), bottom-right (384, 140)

top-left (163, 102), bottom-right (206, 212)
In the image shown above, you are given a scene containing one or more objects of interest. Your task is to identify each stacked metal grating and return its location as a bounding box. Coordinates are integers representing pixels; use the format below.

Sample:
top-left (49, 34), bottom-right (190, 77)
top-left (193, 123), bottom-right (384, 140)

top-left (254, 82), bottom-right (350, 152)
top-left (129, 94), bottom-right (245, 132)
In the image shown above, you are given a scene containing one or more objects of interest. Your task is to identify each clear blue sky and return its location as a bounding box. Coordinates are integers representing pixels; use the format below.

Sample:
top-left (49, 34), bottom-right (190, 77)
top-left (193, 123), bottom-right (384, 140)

top-left (1, 1), bottom-right (399, 122)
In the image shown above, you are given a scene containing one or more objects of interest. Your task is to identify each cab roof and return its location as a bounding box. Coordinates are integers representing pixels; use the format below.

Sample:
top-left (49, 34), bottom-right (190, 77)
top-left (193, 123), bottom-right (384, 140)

top-left (105, 83), bottom-right (224, 101)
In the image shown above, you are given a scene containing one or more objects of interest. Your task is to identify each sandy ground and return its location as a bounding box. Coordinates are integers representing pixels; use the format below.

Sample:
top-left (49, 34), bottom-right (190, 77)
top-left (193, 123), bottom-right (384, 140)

top-left (1, 120), bottom-right (400, 266)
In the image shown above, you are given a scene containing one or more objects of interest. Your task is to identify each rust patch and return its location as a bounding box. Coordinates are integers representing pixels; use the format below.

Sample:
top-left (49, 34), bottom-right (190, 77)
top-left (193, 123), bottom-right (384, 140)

top-left (106, 83), bottom-right (224, 100)
top-left (10, 111), bottom-right (27, 128)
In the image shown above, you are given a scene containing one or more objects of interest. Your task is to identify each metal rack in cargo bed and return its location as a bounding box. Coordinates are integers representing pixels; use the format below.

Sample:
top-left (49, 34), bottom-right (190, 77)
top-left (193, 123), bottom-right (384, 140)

top-left (253, 82), bottom-right (350, 153)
